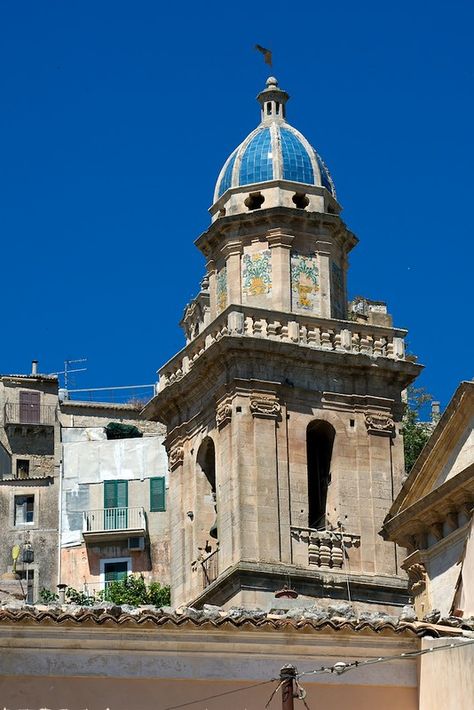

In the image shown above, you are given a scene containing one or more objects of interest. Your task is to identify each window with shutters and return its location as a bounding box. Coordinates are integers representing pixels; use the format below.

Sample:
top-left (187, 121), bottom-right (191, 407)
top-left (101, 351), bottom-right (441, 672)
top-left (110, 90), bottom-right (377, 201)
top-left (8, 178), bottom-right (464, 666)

top-left (14, 495), bottom-right (34, 525)
top-left (150, 477), bottom-right (166, 512)
top-left (103, 480), bottom-right (128, 530)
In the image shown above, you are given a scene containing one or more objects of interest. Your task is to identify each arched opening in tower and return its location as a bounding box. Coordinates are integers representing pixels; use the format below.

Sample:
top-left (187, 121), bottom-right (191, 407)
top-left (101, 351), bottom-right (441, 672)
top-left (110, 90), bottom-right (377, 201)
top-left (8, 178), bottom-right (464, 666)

top-left (196, 437), bottom-right (218, 543)
top-left (306, 421), bottom-right (335, 529)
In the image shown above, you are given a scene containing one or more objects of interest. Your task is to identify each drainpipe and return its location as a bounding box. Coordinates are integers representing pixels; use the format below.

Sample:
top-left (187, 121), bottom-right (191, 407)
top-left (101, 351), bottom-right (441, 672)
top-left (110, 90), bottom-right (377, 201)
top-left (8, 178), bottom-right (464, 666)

top-left (57, 460), bottom-right (63, 586)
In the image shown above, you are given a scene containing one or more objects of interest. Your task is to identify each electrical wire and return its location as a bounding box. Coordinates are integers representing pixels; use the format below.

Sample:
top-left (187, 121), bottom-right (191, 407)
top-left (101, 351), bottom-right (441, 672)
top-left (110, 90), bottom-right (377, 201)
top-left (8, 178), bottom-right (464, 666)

top-left (297, 637), bottom-right (474, 678)
top-left (163, 637), bottom-right (474, 709)
top-left (164, 678), bottom-right (278, 710)
top-left (264, 680), bottom-right (285, 708)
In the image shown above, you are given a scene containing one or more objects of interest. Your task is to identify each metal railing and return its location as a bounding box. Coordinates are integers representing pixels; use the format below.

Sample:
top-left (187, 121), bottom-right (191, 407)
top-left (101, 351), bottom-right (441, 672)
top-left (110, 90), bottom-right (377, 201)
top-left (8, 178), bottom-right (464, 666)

top-left (83, 506), bottom-right (146, 534)
top-left (4, 402), bottom-right (56, 426)
top-left (201, 549), bottom-right (219, 589)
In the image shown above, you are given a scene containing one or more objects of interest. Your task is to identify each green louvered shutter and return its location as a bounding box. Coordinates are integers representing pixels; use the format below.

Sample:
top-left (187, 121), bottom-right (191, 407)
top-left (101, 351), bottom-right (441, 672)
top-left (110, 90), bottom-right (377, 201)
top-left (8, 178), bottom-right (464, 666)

top-left (150, 477), bottom-right (166, 512)
top-left (104, 480), bottom-right (128, 529)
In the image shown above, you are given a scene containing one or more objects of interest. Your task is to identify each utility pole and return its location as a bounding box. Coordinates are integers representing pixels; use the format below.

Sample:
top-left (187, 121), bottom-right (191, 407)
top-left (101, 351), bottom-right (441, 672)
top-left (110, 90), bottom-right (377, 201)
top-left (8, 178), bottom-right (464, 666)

top-left (280, 664), bottom-right (297, 710)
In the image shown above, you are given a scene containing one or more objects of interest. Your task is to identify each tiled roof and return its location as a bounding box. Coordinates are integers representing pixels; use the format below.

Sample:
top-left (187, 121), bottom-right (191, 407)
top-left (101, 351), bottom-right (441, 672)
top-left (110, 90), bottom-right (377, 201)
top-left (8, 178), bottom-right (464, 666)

top-left (0, 605), bottom-right (470, 637)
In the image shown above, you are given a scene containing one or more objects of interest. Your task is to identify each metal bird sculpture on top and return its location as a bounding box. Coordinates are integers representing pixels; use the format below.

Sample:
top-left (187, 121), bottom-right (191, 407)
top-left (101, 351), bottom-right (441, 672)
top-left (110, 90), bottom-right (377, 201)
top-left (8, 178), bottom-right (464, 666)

top-left (255, 44), bottom-right (272, 67)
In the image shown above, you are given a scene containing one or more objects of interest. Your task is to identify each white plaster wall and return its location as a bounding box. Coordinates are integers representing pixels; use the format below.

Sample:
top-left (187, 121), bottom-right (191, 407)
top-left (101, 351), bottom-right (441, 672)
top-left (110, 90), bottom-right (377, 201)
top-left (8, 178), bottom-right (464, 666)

top-left (434, 415), bottom-right (474, 486)
top-left (456, 519), bottom-right (474, 617)
top-left (419, 636), bottom-right (474, 710)
top-left (63, 436), bottom-right (168, 484)
top-left (62, 436), bottom-right (168, 546)
top-left (427, 533), bottom-right (466, 616)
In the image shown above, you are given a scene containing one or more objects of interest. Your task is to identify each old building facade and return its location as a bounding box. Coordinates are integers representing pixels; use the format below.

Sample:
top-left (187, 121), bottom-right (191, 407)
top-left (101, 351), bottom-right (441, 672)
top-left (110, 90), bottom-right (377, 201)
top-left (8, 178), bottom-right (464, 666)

top-left (383, 381), bottom-right (474, 619)
top-left (59, 400), bottom-right (170, 594)
top-left (145, 77), bottom-right (422, 611)
top-left (0, 363), bottom-right (170, 601)
top-left (0, 364), bottom-right (60, 602)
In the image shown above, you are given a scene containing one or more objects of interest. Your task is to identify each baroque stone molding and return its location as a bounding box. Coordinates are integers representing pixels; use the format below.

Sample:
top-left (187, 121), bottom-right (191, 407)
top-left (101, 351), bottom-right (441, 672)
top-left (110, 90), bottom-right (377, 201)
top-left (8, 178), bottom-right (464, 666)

top-left (169, 446), bottom-right (184, 470)
top-left (216, 401), bottom-right (232, 429)
top-left (249, 395), bottom-right (281, 419)
top-left (365, 412), bottom-right (395, 436)
top-left (406, 562), bottom-right (426, 597)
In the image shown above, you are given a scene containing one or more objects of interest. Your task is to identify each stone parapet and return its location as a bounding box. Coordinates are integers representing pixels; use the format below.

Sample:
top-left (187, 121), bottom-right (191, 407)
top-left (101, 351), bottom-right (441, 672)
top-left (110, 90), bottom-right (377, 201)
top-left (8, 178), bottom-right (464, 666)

top-left (158, 305), bottom-right (409, 392)
top-left (291, 526), bottom-right (360, 570)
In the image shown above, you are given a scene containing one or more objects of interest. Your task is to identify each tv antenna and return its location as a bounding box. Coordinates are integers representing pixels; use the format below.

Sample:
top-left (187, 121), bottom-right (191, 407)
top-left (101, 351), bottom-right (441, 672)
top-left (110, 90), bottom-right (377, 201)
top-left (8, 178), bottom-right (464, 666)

top-left (50, 358), bottom-right (87, 388)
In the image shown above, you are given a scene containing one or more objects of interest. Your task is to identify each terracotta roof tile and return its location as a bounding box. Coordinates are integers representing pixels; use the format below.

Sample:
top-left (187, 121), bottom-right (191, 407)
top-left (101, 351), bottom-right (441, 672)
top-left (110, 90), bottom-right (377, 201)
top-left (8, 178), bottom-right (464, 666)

top-left (0, 605), bottom-right (469, 638)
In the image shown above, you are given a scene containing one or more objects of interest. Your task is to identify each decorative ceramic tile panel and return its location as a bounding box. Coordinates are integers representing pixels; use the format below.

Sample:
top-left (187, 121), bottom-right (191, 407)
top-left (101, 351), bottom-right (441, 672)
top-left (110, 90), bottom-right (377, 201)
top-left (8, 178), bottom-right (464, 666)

top-left (216, 267), bottom-right (227, 313)
top-left (332, 262), bottom-right (345, 319)
top-left (242, 249), bottom-right (272, 301)
top-left (291, 253), bottom-right (320, 313)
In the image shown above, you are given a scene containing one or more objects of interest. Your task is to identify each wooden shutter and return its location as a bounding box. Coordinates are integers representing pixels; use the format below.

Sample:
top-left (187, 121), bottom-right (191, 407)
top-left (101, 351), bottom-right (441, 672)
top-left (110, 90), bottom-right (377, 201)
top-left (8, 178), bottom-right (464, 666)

top-left (104, 481), bottom-right (117, 509)
top-left (150, 477), bottom-right (166, 512)
top-left (19, 391), bottom-right (40, 424)
top-left (116, 480), bottom-right (128, 508)
top-left (104, 480), bottom-right (128, 509)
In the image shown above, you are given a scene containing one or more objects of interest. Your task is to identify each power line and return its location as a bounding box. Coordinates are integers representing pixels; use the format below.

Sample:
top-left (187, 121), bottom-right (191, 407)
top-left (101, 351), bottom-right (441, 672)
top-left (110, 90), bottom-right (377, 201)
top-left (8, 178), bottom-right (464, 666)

top-left (297, 638), bottom-right (474, 678)
top-left (164, 678), bottom-right (278, 710)
top-left (163, 638), bottom-right (474, 710)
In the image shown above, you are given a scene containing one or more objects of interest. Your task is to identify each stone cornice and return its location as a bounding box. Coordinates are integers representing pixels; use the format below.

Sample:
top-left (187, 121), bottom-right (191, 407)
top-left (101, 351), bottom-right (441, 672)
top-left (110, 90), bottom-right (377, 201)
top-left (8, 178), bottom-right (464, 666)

top-left (382, 463), bottom-right (474, 542)
top-left (148, 336), bottom-right (419, 427)
top-left (388, 382), bottom-right (474, 517)
top-left (266, 229), bottom-right (294, 249)
top-left (195, 207), bottom-right (358, 258)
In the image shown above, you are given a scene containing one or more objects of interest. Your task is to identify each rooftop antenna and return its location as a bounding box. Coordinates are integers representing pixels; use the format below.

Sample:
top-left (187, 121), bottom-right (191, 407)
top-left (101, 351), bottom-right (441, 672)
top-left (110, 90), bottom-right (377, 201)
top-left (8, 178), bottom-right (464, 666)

top-left (50, 358), bottom-right (87, 389)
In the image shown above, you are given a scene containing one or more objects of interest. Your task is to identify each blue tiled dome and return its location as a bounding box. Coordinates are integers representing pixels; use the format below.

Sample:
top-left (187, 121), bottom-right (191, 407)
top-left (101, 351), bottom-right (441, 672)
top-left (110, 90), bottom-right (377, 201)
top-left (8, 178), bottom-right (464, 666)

top-left (214, 78), bottom-right (336, 202)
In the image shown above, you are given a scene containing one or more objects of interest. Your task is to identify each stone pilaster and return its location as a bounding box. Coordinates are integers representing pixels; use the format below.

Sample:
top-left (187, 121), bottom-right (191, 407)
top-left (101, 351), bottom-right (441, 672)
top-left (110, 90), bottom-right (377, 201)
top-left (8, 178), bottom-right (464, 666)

top-left (207, 259), bottom-right (217, 320)
top-left (222, 241), bottom-right (242, 306)
top-left (267, 230), bottom-right (293, 312)
top-left (250, 394), bottom-right (282, 562)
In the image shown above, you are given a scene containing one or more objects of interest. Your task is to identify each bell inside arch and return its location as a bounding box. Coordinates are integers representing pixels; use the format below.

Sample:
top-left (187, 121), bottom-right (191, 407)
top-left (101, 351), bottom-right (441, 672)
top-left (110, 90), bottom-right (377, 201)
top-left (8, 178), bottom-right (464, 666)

top-left (209, 516), bottom-right (218, 540)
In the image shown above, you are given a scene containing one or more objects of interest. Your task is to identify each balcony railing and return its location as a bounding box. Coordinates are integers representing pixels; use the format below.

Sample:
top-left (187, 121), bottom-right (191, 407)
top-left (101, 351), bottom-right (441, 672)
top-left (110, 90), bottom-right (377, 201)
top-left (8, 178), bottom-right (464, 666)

top-left (291, 526), bottom-right (360, 570)
top-left (4, 403), bottom-right (56, 426)
top-left (158, 305), bottom-right (409, 392)
top-left (201, 549), bottom-right (219, 589)
top-left (82, 506), bottom-right (146, 543)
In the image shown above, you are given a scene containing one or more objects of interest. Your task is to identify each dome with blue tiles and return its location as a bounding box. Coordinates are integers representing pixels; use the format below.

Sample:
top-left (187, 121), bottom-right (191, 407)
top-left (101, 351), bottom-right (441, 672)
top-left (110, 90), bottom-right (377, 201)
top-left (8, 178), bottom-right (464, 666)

top-left (214, 77), bottom-right (336, 203)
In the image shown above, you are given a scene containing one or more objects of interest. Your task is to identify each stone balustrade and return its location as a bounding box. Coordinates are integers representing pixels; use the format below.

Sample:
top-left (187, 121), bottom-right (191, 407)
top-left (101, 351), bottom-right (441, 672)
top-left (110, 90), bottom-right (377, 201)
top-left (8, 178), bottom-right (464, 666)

top-left (290, 526), bottom-right (360, 570)
top-left (158, 305), bottom-right (408, 391)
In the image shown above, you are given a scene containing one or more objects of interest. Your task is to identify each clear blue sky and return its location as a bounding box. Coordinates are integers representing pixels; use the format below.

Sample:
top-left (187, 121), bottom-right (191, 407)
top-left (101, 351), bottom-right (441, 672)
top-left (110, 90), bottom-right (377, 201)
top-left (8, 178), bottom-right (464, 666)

top-left (1, 0), bottom-right (472, 409)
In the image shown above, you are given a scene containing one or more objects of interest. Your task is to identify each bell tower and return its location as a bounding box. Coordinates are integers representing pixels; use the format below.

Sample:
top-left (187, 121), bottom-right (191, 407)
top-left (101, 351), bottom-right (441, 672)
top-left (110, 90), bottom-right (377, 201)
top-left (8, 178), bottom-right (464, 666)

top-left (145, 77), bottom-right (422, 611)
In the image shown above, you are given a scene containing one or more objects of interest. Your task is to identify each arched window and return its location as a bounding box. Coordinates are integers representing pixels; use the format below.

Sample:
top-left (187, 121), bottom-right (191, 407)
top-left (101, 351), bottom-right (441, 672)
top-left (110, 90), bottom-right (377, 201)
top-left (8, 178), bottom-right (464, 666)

top-left (196, 437), bottom-right (218, 540)
top-left (306, 421), bottom-right (335, 529)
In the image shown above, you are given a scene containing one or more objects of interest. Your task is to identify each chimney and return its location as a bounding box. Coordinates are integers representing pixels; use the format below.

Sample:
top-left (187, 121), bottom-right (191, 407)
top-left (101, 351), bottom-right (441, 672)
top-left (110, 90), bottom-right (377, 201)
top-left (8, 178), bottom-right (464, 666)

top-left (31, 360), bottom-right (38, 376)
top-left (431, 401), bottom-right (441, 422)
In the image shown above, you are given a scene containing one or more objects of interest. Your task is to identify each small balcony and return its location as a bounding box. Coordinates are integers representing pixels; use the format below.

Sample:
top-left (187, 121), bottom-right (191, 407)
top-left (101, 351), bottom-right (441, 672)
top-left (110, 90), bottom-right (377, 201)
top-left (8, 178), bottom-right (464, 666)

top-left (4, 403), bottom-right (56, 427)
top-left (291, 526), bottom-right (361, 570)
top-left (82, 506), bottom-right (146, 543)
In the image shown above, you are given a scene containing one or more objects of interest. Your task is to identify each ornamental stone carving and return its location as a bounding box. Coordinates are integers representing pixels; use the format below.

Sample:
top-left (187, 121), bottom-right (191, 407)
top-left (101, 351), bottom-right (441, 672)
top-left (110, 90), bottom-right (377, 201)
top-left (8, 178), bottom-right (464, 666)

top-left (249, 396), bottom-right (281, 419)
top-left (406, 562), bottom-right (426, 596)
top-left (169, 446), bottom-right (184, 470)
top-left (216, 401), bottom-right (232, 429)
top-left (365, 411), bottom-right (395, 436)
